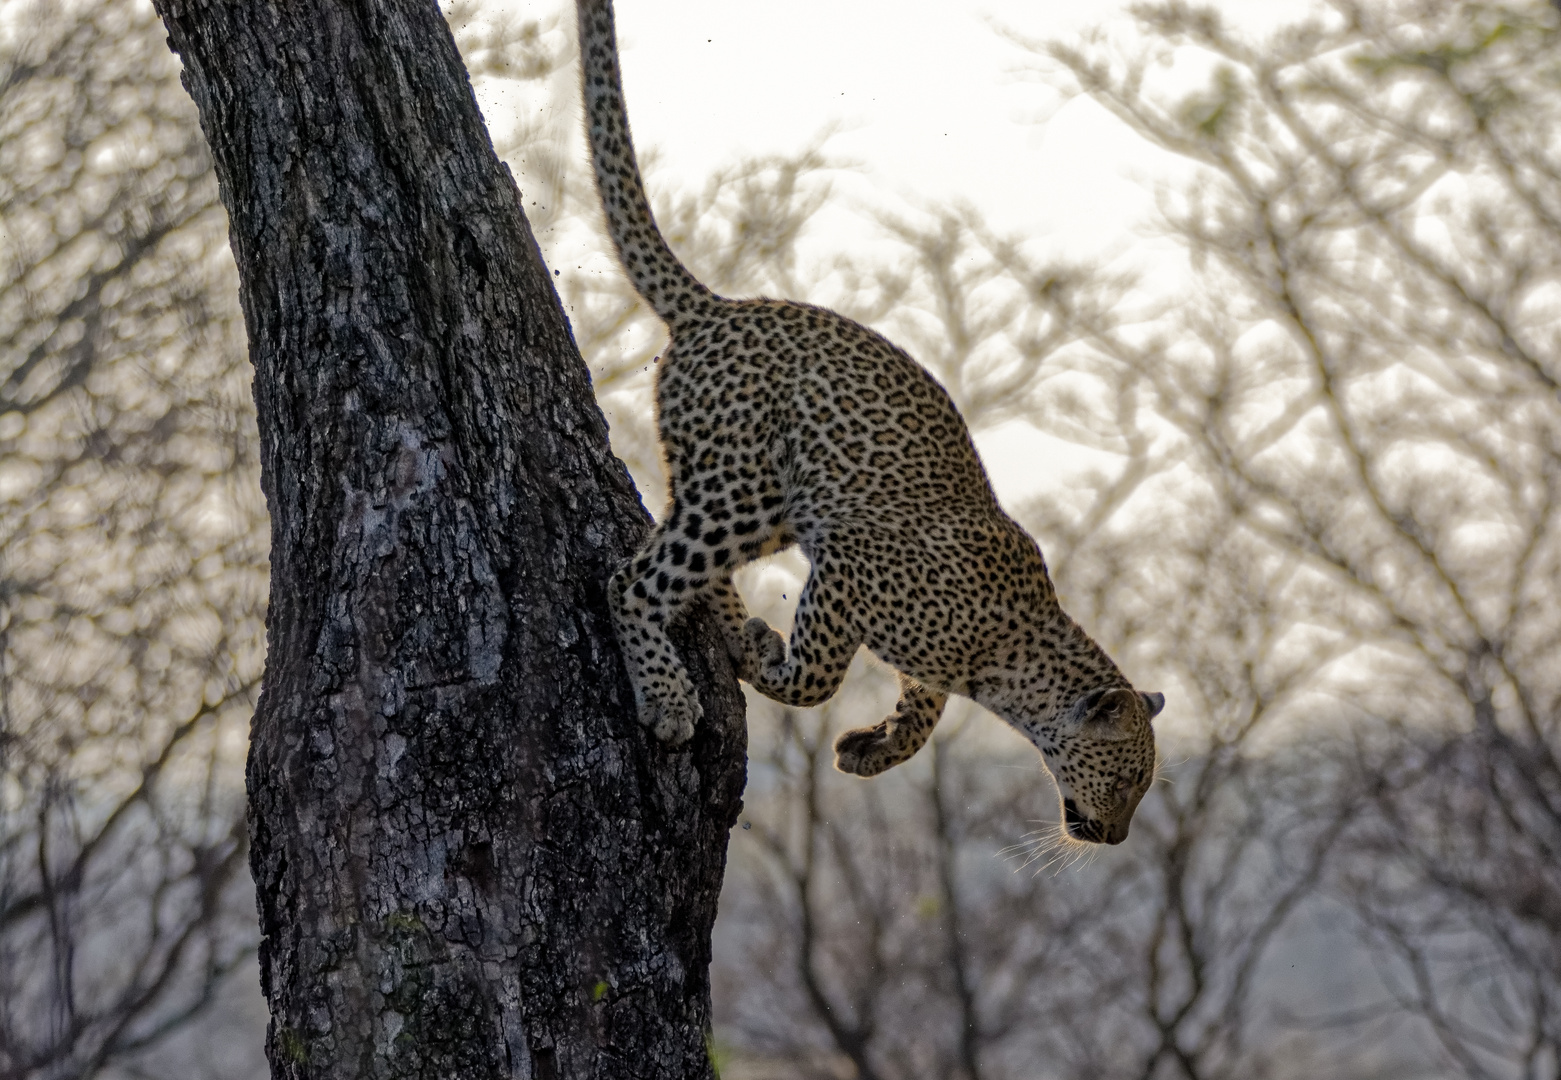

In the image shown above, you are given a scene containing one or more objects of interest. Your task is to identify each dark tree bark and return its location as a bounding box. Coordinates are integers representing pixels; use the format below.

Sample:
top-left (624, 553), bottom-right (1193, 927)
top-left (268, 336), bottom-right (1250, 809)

top-left (151, 2), bottom-right (746, 1077)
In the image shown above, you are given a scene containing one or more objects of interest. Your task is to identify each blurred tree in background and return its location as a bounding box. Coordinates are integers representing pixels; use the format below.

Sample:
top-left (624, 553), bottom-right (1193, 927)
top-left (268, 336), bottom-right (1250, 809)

top-left (0, 3), bottom-right (262, 1076)
top-left (1034, 3), bottom-right (1561, 1075)
top-left (712, 1), bottom-right (1561, 1077)
top-left (2, 0), bottom-right (1557, 1078)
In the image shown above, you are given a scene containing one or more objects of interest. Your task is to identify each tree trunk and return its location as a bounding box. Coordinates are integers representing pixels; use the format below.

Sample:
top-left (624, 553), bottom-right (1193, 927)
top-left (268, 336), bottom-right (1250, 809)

top-left (151, 2), bottom-right (747, 1076)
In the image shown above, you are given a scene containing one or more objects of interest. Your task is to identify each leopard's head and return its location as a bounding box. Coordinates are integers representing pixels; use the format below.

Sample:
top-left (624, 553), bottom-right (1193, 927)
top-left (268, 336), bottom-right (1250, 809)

top-left (1038, 687), bottom-right (1163, 845)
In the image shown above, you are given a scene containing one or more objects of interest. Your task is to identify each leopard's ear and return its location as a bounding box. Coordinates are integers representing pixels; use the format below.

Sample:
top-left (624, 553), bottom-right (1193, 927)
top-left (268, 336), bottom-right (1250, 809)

top-left (1080, 688), bottom-right (1140, 738)
top-left (1103, 687), bottom-right (1138, 712)
top-left (1141, 691), bottom-right (1166, 719)
top-left (1071, 687), bottom-right (1109, 721)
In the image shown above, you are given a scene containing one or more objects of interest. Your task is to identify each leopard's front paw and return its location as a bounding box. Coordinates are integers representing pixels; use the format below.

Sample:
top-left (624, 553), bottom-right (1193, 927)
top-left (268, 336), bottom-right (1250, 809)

top-left (833, 720), bottom-right (897, 777)
top-left (741, 617), bottom-right (787, 681)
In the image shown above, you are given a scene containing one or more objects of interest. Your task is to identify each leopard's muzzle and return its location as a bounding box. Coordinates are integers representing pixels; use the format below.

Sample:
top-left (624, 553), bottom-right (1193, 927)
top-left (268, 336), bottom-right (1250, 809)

top-left (1064, 798), bottom-right (1130, 845)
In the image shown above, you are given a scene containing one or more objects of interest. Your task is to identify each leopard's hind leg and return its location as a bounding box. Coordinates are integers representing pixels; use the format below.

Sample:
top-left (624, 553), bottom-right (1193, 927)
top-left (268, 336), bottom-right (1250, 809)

top-left (611, 467), bottom-right (786, 741)
top-left (833, 673), bottom-right (949, 776)
top-left (609, 510), bottom-right (721, 744)
top-left (741, 548), bottom-right (864, 709)
top-left (709, 575), bottom-right (758, 679)
top-left (610, 526), bottom-right (697, 744)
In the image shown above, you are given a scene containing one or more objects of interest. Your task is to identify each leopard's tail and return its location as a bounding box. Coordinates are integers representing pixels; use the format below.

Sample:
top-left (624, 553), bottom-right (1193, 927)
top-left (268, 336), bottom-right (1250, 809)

top-left (576, 0), bottom-right (712, 323)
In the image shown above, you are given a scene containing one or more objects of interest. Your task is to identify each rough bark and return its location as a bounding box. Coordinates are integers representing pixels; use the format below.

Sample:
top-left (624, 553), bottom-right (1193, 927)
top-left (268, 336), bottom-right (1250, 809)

top-left (151, 2), bottom-right (746, 1077)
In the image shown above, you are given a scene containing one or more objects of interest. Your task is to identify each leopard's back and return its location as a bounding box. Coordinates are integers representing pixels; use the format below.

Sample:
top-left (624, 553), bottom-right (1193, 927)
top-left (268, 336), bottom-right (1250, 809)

top-left (658, 297), bottom-right (1052, 689)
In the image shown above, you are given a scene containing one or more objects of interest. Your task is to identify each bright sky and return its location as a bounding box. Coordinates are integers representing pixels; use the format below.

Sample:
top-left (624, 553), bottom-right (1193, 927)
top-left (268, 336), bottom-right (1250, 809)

top-left (608, 0), bottom-right (1137, 248)
top-left (589, 0), bottom-right (1306, 254)
top-left (479, 0), bottom-right (1314, 502)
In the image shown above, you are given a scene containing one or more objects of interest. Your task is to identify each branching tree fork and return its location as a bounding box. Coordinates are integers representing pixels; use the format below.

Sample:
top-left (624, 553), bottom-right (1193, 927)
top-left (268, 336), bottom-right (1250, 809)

top-left (152, 0), bottom-right (745, 1076)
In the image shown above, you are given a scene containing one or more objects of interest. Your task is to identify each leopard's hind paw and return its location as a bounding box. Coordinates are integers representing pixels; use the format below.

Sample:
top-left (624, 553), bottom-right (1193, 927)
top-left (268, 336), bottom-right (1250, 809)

top-left (833, 721), bottom-right (898, 776)
top-left (635, 665), bottom-right (702, 747)
top-left (741, 617), bottom-right (787, 680)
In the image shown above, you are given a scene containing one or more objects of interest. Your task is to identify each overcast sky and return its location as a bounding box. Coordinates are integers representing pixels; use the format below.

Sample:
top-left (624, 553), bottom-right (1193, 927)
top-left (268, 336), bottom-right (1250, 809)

top-left (586, 0), bottom-right (1307, 255)
top-left (477, 0), bottom-right (1315, 500)
top-left (470, 0), bottom-right (1324, 271)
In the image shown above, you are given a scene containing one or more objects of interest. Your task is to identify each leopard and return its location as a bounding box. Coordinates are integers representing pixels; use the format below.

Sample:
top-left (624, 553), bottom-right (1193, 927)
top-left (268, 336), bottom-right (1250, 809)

top-left (577, 0), bottom-right (1165, 844)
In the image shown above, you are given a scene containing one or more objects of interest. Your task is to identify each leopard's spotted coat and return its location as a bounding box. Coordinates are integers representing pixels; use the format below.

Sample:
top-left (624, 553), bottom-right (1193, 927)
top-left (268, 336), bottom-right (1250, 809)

top-left (578, 0), bottom-right (1164, 843)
